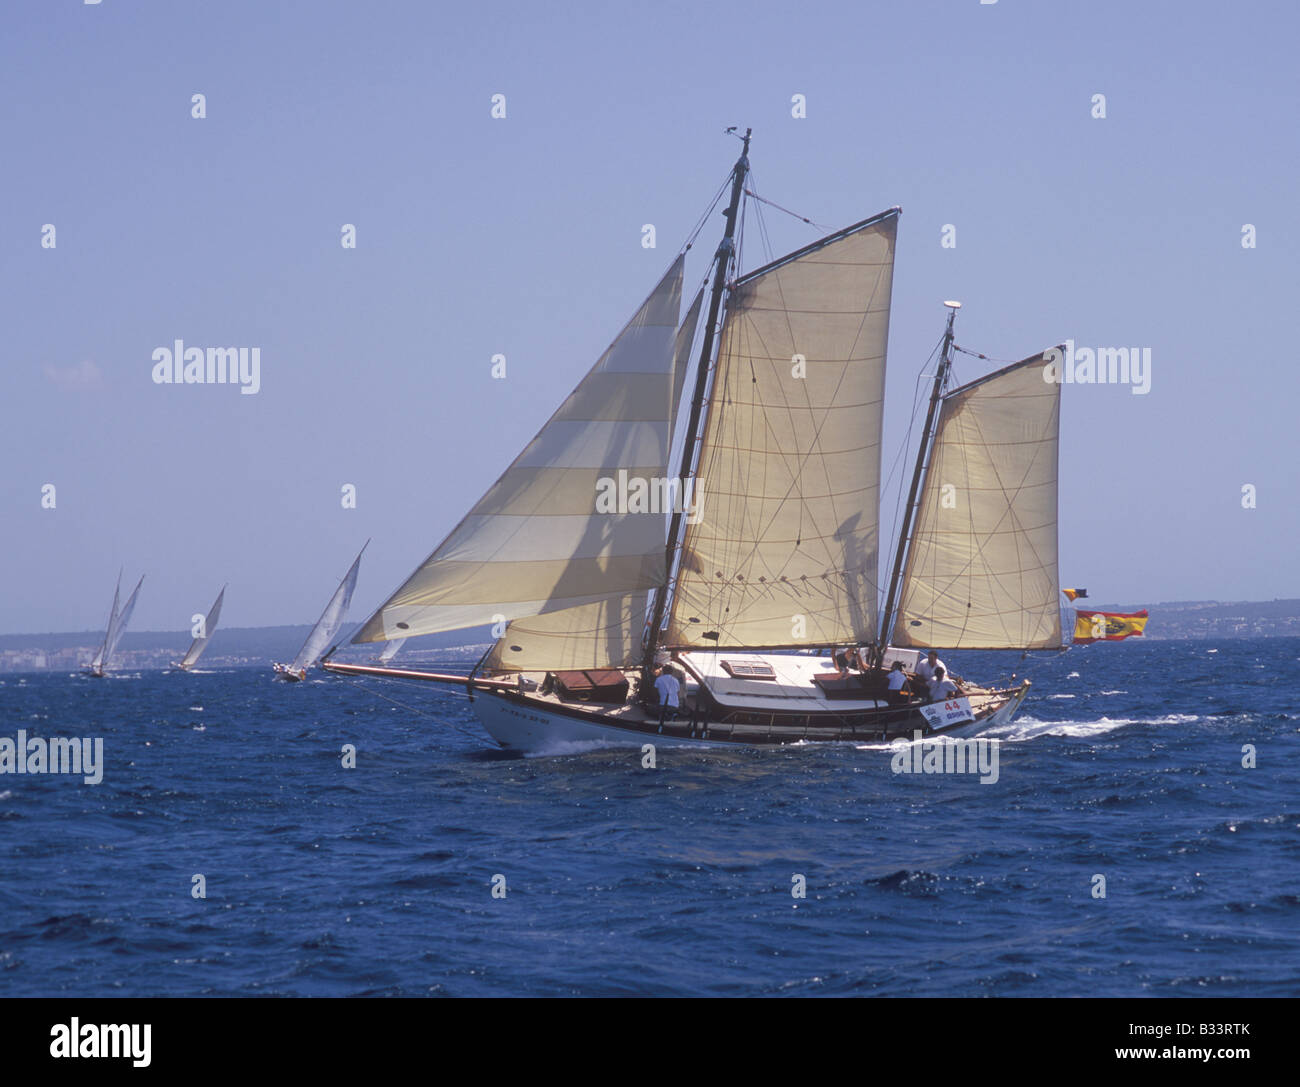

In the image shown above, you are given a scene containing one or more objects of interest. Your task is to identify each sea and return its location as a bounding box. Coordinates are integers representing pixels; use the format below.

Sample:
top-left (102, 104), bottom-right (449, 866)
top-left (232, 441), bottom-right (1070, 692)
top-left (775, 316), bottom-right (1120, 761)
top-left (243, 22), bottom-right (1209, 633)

top-left (1, 637), bottom-right (1297, 998)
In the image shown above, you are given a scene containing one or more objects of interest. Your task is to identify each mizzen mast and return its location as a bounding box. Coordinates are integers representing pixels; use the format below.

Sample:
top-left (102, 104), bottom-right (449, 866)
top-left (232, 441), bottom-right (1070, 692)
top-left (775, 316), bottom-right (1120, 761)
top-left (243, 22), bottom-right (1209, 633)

top-left (876, 300), bottom-right (961, 663)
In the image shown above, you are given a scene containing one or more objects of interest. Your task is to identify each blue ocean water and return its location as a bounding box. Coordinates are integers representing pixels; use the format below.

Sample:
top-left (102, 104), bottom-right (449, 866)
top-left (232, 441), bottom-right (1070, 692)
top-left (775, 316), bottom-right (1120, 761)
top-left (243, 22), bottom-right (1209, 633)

top-left (1, 638), bottom-right (1297, 997)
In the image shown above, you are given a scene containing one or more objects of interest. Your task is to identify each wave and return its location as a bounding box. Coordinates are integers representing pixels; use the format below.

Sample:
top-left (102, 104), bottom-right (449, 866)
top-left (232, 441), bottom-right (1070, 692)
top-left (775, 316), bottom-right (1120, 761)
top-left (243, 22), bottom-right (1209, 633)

top-left (987, 713), bottom-right (1202, 742)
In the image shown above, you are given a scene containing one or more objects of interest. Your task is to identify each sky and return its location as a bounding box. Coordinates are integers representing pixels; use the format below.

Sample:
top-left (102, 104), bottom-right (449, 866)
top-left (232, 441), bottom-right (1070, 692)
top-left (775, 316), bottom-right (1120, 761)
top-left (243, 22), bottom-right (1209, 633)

top-left (2, 0), bottom-right (1296, 635)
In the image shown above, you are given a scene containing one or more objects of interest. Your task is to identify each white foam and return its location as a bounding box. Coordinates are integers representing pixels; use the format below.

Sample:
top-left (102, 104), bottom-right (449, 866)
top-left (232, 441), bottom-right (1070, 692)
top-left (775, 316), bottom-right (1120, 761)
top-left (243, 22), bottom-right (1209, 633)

top-left (525, 738), bottom-right (624, 758)
top-left (986, 712), bottom-right (1201, 743)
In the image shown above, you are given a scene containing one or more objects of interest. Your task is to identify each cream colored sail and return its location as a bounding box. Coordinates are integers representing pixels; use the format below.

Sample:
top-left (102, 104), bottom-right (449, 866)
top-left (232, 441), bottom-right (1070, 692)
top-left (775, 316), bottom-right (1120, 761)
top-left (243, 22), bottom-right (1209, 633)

top-left (484, 282), bottom-right (705, 672)
top-left (891, 351), bottom-right (1061, 650)
top-left (483, 592), bottom-right (648, 672)
top-left (666, 211), bottom-right (899, 649)
top-left (354, 258), bottom-right (685, 644)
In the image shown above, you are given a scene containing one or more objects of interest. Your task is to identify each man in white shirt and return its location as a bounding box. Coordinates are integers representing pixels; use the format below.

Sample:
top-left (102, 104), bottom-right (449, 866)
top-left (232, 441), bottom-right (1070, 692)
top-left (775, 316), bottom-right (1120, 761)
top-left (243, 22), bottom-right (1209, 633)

top-left (654, 666), bottom-right (681, 726)
top-left (885, 660), bottom-right (911, 705)
top-left (927, 666), bottom-right (961, 702)
top-left (914, 650), bottom-right (946, 687)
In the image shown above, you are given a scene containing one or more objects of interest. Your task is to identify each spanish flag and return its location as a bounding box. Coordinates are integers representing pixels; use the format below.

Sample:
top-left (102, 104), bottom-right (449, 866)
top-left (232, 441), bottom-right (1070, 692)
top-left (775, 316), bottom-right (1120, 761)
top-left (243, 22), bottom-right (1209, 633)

top-left (1062, 588), bottom-right (1088, 602)
top-left (1073, 609), bottom-right (1149, 643)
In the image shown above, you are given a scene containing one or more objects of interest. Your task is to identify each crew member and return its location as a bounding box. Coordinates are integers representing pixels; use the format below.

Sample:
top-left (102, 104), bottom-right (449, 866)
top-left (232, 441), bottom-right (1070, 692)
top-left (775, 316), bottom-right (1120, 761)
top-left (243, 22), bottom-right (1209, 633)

top-left (927, 666), bottom-right (962, 702)
top-left (886, 660), bottom-right (912, 705)
top-left (654, 666), bottom-right (681, 726)
top-left (915, 650), bottom-right (946, 688)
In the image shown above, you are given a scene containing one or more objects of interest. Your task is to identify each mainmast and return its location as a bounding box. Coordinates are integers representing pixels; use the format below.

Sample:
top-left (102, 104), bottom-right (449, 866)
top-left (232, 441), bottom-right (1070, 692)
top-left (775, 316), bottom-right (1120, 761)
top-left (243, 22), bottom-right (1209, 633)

top-left (641, 128), bottom-right (751, 678)
top-left (876, 300), bottom-right (961, 663)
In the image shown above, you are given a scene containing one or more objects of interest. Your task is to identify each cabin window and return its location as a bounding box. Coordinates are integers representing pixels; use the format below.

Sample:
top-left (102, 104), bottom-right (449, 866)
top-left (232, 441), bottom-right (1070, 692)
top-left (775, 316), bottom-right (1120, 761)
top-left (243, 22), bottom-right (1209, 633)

top-left (720, 660), bottom-right (777, 680)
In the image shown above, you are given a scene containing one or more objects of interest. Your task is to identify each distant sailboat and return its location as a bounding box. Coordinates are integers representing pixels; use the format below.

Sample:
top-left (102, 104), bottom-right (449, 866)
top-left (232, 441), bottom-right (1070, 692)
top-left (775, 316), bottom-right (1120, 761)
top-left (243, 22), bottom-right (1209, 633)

top-left (172, 585), bottom-right (226, 671)
top-left (86, 572), bottom-right (145, 677)
top-left (324, 132), bottom-right (1061, 750)
top-left (273, 545), bottom-right (366, 682)
top-left (376, 637), bottom-right (406, 664)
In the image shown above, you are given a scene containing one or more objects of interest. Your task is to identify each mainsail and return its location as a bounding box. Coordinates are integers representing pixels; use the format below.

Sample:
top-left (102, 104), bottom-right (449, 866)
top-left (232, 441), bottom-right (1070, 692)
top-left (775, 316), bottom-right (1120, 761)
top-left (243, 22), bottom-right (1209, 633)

top-left (99, 575), bottom-right (144, 671)
top-left (292, 547), bottom-right (365, 673)
top-left (353, 257), bottom-right (686, 646)
top-left (180, 586), bottom-right (226, 669)
top-left (891, 352), bottom-right (1061, 650)
top-left (90, 576), bottom-right (122, 672)
top-left (665, 210), bottom-right (899, 649)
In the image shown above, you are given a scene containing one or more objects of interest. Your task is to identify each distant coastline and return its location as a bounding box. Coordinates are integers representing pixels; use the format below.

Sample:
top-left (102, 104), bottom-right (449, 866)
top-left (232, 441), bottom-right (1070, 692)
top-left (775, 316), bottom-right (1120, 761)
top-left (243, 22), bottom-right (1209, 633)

top-left (1, 601), bottom-right (1298, 674)
top-left (0, 624), bottom-right (494, 674)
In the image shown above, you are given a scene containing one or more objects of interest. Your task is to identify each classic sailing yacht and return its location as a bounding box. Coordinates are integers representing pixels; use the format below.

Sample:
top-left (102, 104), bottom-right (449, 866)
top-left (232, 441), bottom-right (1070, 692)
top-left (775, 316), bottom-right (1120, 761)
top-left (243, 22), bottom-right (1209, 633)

top-left (85, 572), bottom-right (145, 677)
top-left (324, 132), bottom-right (1062, 749)
top-left (171, 585), bottom-right (226, 671)
top-left (274, 545), bottom-right (366, 681)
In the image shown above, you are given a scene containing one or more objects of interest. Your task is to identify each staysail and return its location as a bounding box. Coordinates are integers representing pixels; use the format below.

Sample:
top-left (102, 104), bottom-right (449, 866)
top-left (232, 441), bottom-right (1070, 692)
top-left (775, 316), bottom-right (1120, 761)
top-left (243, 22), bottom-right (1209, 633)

top-left (180, 586), bottom-right (226, 669)
top-left (665, 210), bottom-right (899, 649)
top-left (353, 257), bottom-right (686, 646)
top-left (90, 576), bottom-right (122, 672)
top-left (484, 281), bottom-right (705, 672)
top-left (101, 576), bottom-right (145, 671)
top-left (891, 352), bottom-right (1061, 650)
top-left (292, 547), bottom-right (365, 672)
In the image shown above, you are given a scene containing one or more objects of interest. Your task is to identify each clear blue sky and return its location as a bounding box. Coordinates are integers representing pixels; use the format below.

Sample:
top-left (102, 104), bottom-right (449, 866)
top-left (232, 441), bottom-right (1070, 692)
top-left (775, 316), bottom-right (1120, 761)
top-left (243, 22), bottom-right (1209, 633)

top-left (2, 0), bottom-right (1295, 635)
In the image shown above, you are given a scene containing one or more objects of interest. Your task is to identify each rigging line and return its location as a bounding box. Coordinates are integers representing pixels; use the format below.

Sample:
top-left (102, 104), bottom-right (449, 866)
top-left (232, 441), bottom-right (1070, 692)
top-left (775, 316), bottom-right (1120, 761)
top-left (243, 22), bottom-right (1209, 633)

top-left (346, 674), bottom-right (489, 743)
top-left (744, 170), bottom-right (778, 268)
top-left (680, 169), bottom-right (733, 255)
top-left (880, 331), bottom-right (946, 622)
top-left (952, 342), bottom-right (1022, 365)
top-left (741, 187), bottom-right (833, 232)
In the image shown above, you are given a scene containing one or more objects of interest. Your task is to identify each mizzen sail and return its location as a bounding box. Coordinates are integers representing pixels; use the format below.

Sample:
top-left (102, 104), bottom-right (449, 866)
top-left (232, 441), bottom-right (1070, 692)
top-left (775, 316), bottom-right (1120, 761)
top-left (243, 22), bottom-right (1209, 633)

top-left (666, 210), bottom-right (899, 649)
top-left (891, 351), bottom-right (1061, 650)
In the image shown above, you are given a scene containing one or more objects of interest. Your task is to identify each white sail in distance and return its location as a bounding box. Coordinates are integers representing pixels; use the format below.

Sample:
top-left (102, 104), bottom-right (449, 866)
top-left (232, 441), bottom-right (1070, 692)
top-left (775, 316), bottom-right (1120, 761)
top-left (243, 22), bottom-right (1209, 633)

top-left (90, 575), bottom-right (122, 672)
top-left (891, 351), bottom-right (1062, 650)
top-left (180, 586), bottom-right (226, 669)
top-left (101, 575), bottom-right (145, 671)
top-left (292, 547), bottom-right (366, 673)
top-left (667, 210), bottom-right (899, 649)
top-left (377, 637), bottom-right (405, 663)
top-left (354, 257), bottom-right (685, 645)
